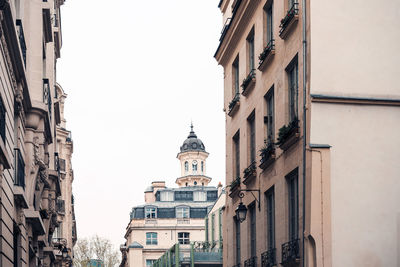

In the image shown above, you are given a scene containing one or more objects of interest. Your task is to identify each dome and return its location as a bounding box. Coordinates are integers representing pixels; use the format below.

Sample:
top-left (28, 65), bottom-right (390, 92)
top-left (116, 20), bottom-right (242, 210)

top-left (180, 124), bottom-right (206, 153)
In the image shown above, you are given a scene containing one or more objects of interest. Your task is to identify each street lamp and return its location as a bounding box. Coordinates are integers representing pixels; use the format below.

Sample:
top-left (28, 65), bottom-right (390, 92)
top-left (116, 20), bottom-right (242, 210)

top-left (235, 201), bottom-right (248, 223)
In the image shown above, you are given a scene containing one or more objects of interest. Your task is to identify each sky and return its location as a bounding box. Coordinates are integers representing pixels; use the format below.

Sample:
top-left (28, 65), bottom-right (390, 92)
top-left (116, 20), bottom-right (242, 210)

top-left (57, 0), bottom-right (225, 251)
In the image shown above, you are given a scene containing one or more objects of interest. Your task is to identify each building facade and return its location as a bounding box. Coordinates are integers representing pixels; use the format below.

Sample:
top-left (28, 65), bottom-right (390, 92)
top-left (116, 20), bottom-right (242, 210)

top-left (0, 0), bottom-right (76, 266)
top-left (215, 0), bottom-right (400, 267)
top-left (121, 126), bottom-right (223, 267)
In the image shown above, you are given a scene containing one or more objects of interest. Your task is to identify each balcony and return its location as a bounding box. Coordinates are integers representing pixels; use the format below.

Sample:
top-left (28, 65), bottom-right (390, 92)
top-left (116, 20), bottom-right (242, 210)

top-left (258, 39), bottom-right (275, 71)
top-left (16, 20), bottom-right (27, 67)
top-left (242, 162), bottom-right (256, 185)
top-left (261, 248), bottom-right (276, 267)
top-left (279, 3), bottom-right (299, 39)
top-left (228, 93), bottom-right (240, 117)
top-left (244, 256), bottom-right (257, 267)
top-left (259, 142), bottom-right (276, 170)
top-left (228, 176), bottom-right (240, 198)
top-left (233, 264), bottom-right (241, 267)
top-left (241, 69), bottom-right (256, 96)
top-left (277, 118), bottom-right (299, 151)
top-left (281, 239), bottom-right (300, 265)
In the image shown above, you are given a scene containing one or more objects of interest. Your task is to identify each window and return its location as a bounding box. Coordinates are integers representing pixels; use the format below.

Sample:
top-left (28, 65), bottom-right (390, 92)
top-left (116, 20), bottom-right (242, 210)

top-left (207, 191), bottom-right (218, 201)
top-left (211, 213), bottom-right (215, 244)
top-left (146, 260), bottom-right (156, 267)
top-left (265, 2), bottom-right (273, 44)
top-left (160, 191), bottom-right (174, 201)
top-left (247, 112), bottom-right (256, 163)
top-left (175, 191), bottom-right (193, 201)
top-left (184, 161), bottom-right (188, 173)
top-left (287, 58), bottom-right (298, 122)
top-left (145, 207), bottom-right (157, 219)
top-left (266, 188), bottom-right (275, 249)
top-left (178, 232), bottom-right (190, 244)
top-left (0, 96), bottom-right (5, 143)
top-left (192, 160), bottom-right (198, 174)
top-left (205, 217), bottom-right (209, 243)
top-left (249, 203), bottom-right (256, 257)
top-left (235, 217), bottom-right (241, 265)
top-left (232, 56), bottom-right (239, 95)
top-left (176, 206), bottom-right (190, 218)
top-left (265, 88), bottom-right (275, 142)
top-left (247, 29), bottom-right (255, 71)
top-left (233, 131), bottom-right (240, 179)
top-left (287, 169), bottom-right (299, 240)
top-left (288, 0), bottom-right (296, 9)
top-left (201, 161), bottom-right (204, 173)
top-left (193, 191), bottom-right (207, 201)
top-left (146, 232), bottom-right (158, 245)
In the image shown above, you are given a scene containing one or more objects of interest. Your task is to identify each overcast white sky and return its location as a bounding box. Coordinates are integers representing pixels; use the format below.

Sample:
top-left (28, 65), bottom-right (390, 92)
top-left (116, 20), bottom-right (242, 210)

top-left (57, 0), bottom-right (225, 251)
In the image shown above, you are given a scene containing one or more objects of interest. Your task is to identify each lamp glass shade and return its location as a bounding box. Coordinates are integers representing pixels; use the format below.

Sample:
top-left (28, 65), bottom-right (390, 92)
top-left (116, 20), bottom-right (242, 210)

top-left (235, 202), bottom-right (247, 223)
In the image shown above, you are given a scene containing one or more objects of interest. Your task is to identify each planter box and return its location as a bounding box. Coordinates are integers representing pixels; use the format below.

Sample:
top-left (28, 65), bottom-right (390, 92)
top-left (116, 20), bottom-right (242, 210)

top-left (258, 40), bottom-right (275, 71)
top-left (228, 100), bottom-right (240, 117)
top-left (279, 130), bottom-right (299, 151)
top-left (279, 4), bottom-right (299, 39)
top-left (229, 184), bottom-right (240, 198)
top-left (259, 152), bottom-right (276, 170)
top-left (241, 70), bottom-right (256, 97)
top-left (242, 170), bottom-right (256, 185)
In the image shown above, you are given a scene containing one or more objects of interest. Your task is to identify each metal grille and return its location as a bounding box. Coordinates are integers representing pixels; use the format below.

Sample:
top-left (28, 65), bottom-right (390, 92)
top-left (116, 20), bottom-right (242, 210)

top-left (244, 256), bottom-right (257, 267)
top-left (261, 248), bottom-right (276, 267)
top-left (281, 239), bottom-right (300, 264)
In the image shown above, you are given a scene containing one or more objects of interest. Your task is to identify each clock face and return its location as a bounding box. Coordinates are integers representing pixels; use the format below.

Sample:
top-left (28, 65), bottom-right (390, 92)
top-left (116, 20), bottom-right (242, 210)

top-left (193, 160), bottom-right (197, 165)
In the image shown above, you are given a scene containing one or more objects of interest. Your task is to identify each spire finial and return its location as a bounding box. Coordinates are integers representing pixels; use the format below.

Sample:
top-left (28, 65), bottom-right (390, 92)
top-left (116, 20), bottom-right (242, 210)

top-left (190, 121), bottom-right (193, 132)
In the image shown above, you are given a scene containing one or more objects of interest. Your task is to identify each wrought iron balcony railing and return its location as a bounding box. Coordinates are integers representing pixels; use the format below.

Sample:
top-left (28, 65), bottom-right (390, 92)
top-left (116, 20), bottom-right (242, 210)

top-left (261, 248), bottom-right (276, 267)
top-left (281, 239), bottom-right (300, 264)
top-left (279, 3), bottom-right (299, 37)
top-left (244, 256), bottom-right (257, 267)
top-left (14, 148), bottom-right (25, 189)
top-left (16, 20), bottom-right (27, 66)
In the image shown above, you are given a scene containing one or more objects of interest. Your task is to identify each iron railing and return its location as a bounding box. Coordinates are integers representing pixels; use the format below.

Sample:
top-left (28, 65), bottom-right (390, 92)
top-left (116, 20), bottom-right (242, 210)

top-left (281, 239), bottom-right (300, 264)
top-left (233, 264), bottom-right (241, 267)
top-left (261, 248), bottom-right (276, 267)
top-left (228, 93), bottom-right (240, 112)
top-left (14, 149), bottom-right (25, 189)
top-left (241, 69), bottom-right (256, 92)
top-left (16, 20), bottom-right (26, 66)
top-left (258, 39), bottom-right (275, 66)
top-left (279, 2), bottom-right (299, 36)
top-left (244, 256), bottom-right (257, 267)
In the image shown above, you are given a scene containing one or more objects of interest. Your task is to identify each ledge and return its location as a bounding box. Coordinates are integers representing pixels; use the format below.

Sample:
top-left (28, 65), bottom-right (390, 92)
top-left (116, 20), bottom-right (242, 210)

top-left (279, 131), bottom-right (300, 151)
top-left (227, 99), bottom-right (240, 117)
top-left (25, 210), bottom-right (46, 235)
top-left (279, 4), bottom-right (299, 39)
top-left (259, 152), bottom-right (276, 170)
top-left (241, 70), bottom-right (256, 97)
top-left (258, 40), bottom-right (275, 71)
top-left (14, 186), bottom-right (29, 208)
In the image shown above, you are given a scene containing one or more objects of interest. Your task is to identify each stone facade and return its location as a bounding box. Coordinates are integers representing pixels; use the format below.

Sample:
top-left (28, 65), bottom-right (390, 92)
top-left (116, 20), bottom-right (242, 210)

top-left (0, 0), bottom-right (76, 266)
top-left (215, 0), bottom-right (400, 267)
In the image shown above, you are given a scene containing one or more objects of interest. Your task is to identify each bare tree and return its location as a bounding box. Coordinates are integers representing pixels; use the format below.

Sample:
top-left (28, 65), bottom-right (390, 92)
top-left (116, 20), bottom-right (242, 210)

top-left (74, 235), bottom-right (119, 267)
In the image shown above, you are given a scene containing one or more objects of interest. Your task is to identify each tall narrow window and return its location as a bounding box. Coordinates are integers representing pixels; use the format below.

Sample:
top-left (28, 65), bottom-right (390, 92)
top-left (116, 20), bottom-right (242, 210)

top-left (235, 217), bottom-right (241, 265)
top-left (266, 188), bottom-right (275, 249)
top-left (205, 217), bottom-right (209, 243)
top-left (287, 59), bottom-right (298, 122)
top-left (201, 161), bottom-right (204, 173)
top-left (265, 2), bottom-right (274, 44)
top-left (233, 131), bottom-right (240, 179)
top-left (192, 160), bottom-right (198, 174)
top-left (233, 56), bottom-right (240, 95)
top-left (287, 169), bottom-right (299, 240)
top-left (265, 89), bottom-right (275, 142)
top-left (247, 112), bottom-right (256, 163)
top-left (247, 30), bottom-right (255, 71)
top-left (211, 213), bottom-right (215, 244)
top-left (249, 203), bottom-right (256, 257)
top-left (184, 161), bottom-right (188, 173)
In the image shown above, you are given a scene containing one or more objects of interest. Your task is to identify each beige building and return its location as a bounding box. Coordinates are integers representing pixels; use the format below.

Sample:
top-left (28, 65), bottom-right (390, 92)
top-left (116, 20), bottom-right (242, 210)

top-left (120, 126), bottom-right (223, 267)
top-left (0, 0), bottom-right (76, 266)
top-left (215, 0), bottom-right (400, 267)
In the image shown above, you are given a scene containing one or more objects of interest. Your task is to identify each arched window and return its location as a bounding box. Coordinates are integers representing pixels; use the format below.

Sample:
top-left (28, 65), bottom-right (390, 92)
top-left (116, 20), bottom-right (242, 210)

top-left (184, 161), bottom-right (189, 173)
top-left (192, 160), bottom-right (198, 174)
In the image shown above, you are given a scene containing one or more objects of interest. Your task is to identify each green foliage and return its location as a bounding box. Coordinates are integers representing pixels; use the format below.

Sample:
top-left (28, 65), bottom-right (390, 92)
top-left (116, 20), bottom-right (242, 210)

top-left (277, 118), bottom-right (299, 145)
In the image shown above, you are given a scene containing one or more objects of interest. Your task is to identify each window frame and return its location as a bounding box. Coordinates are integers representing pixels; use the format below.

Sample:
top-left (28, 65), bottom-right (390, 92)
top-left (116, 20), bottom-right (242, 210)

top-left (232, 56), bottom-right (240, 96)
top-left (266, 187), bottom-right (275, 249)
top-left (233, 131), bottom-right (240, 179)
top-left (247, 28), bottom-right (255, 71)
top-left (265, 87), bottom-right (275, 142)
top-left (247, 111), bottom-right (256, 164)
top-left (176, 206), bottom-right (190, 218)
top-left (286, 57), bottom-right (298, 123)
top-left (146, 232), bottom-right (158, 245)
top-left (264, 1), bottom-right (274, 44)
top-left (145, 206), bottom-right (157, 219)
top-left (249, 203), bottom-right (256, 257)
top-left (235, 217), bottom-right (241, 265)
top-left (178, 232), bottom-right (190, 245)
top-left (286, 169), bottom-right (299, 240)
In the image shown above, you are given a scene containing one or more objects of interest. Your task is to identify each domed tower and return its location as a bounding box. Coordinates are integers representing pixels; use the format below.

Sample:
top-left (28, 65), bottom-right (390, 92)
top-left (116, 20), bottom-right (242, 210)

top-left (176, 124), bottom-right (211, 187)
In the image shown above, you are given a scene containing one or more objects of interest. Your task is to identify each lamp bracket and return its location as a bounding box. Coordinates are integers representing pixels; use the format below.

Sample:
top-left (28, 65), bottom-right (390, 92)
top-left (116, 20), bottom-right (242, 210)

top-left (238, 189), bottom-right (260, 211)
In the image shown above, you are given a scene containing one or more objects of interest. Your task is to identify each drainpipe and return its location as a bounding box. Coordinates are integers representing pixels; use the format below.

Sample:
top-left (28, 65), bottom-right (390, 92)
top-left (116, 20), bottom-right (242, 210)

top-left (301, 0), bottom-right (307, 266)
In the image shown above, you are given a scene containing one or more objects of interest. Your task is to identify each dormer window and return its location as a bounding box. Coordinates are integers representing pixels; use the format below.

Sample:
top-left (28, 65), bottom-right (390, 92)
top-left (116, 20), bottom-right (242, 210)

top-left (145, 207), bottom-right (157, 219)
top-left (176, 206), bottom-right (190, 218)
top-left (184, 161), bottom-right (189, 173)
top-left (192, 160), bottom-right (198, 174)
